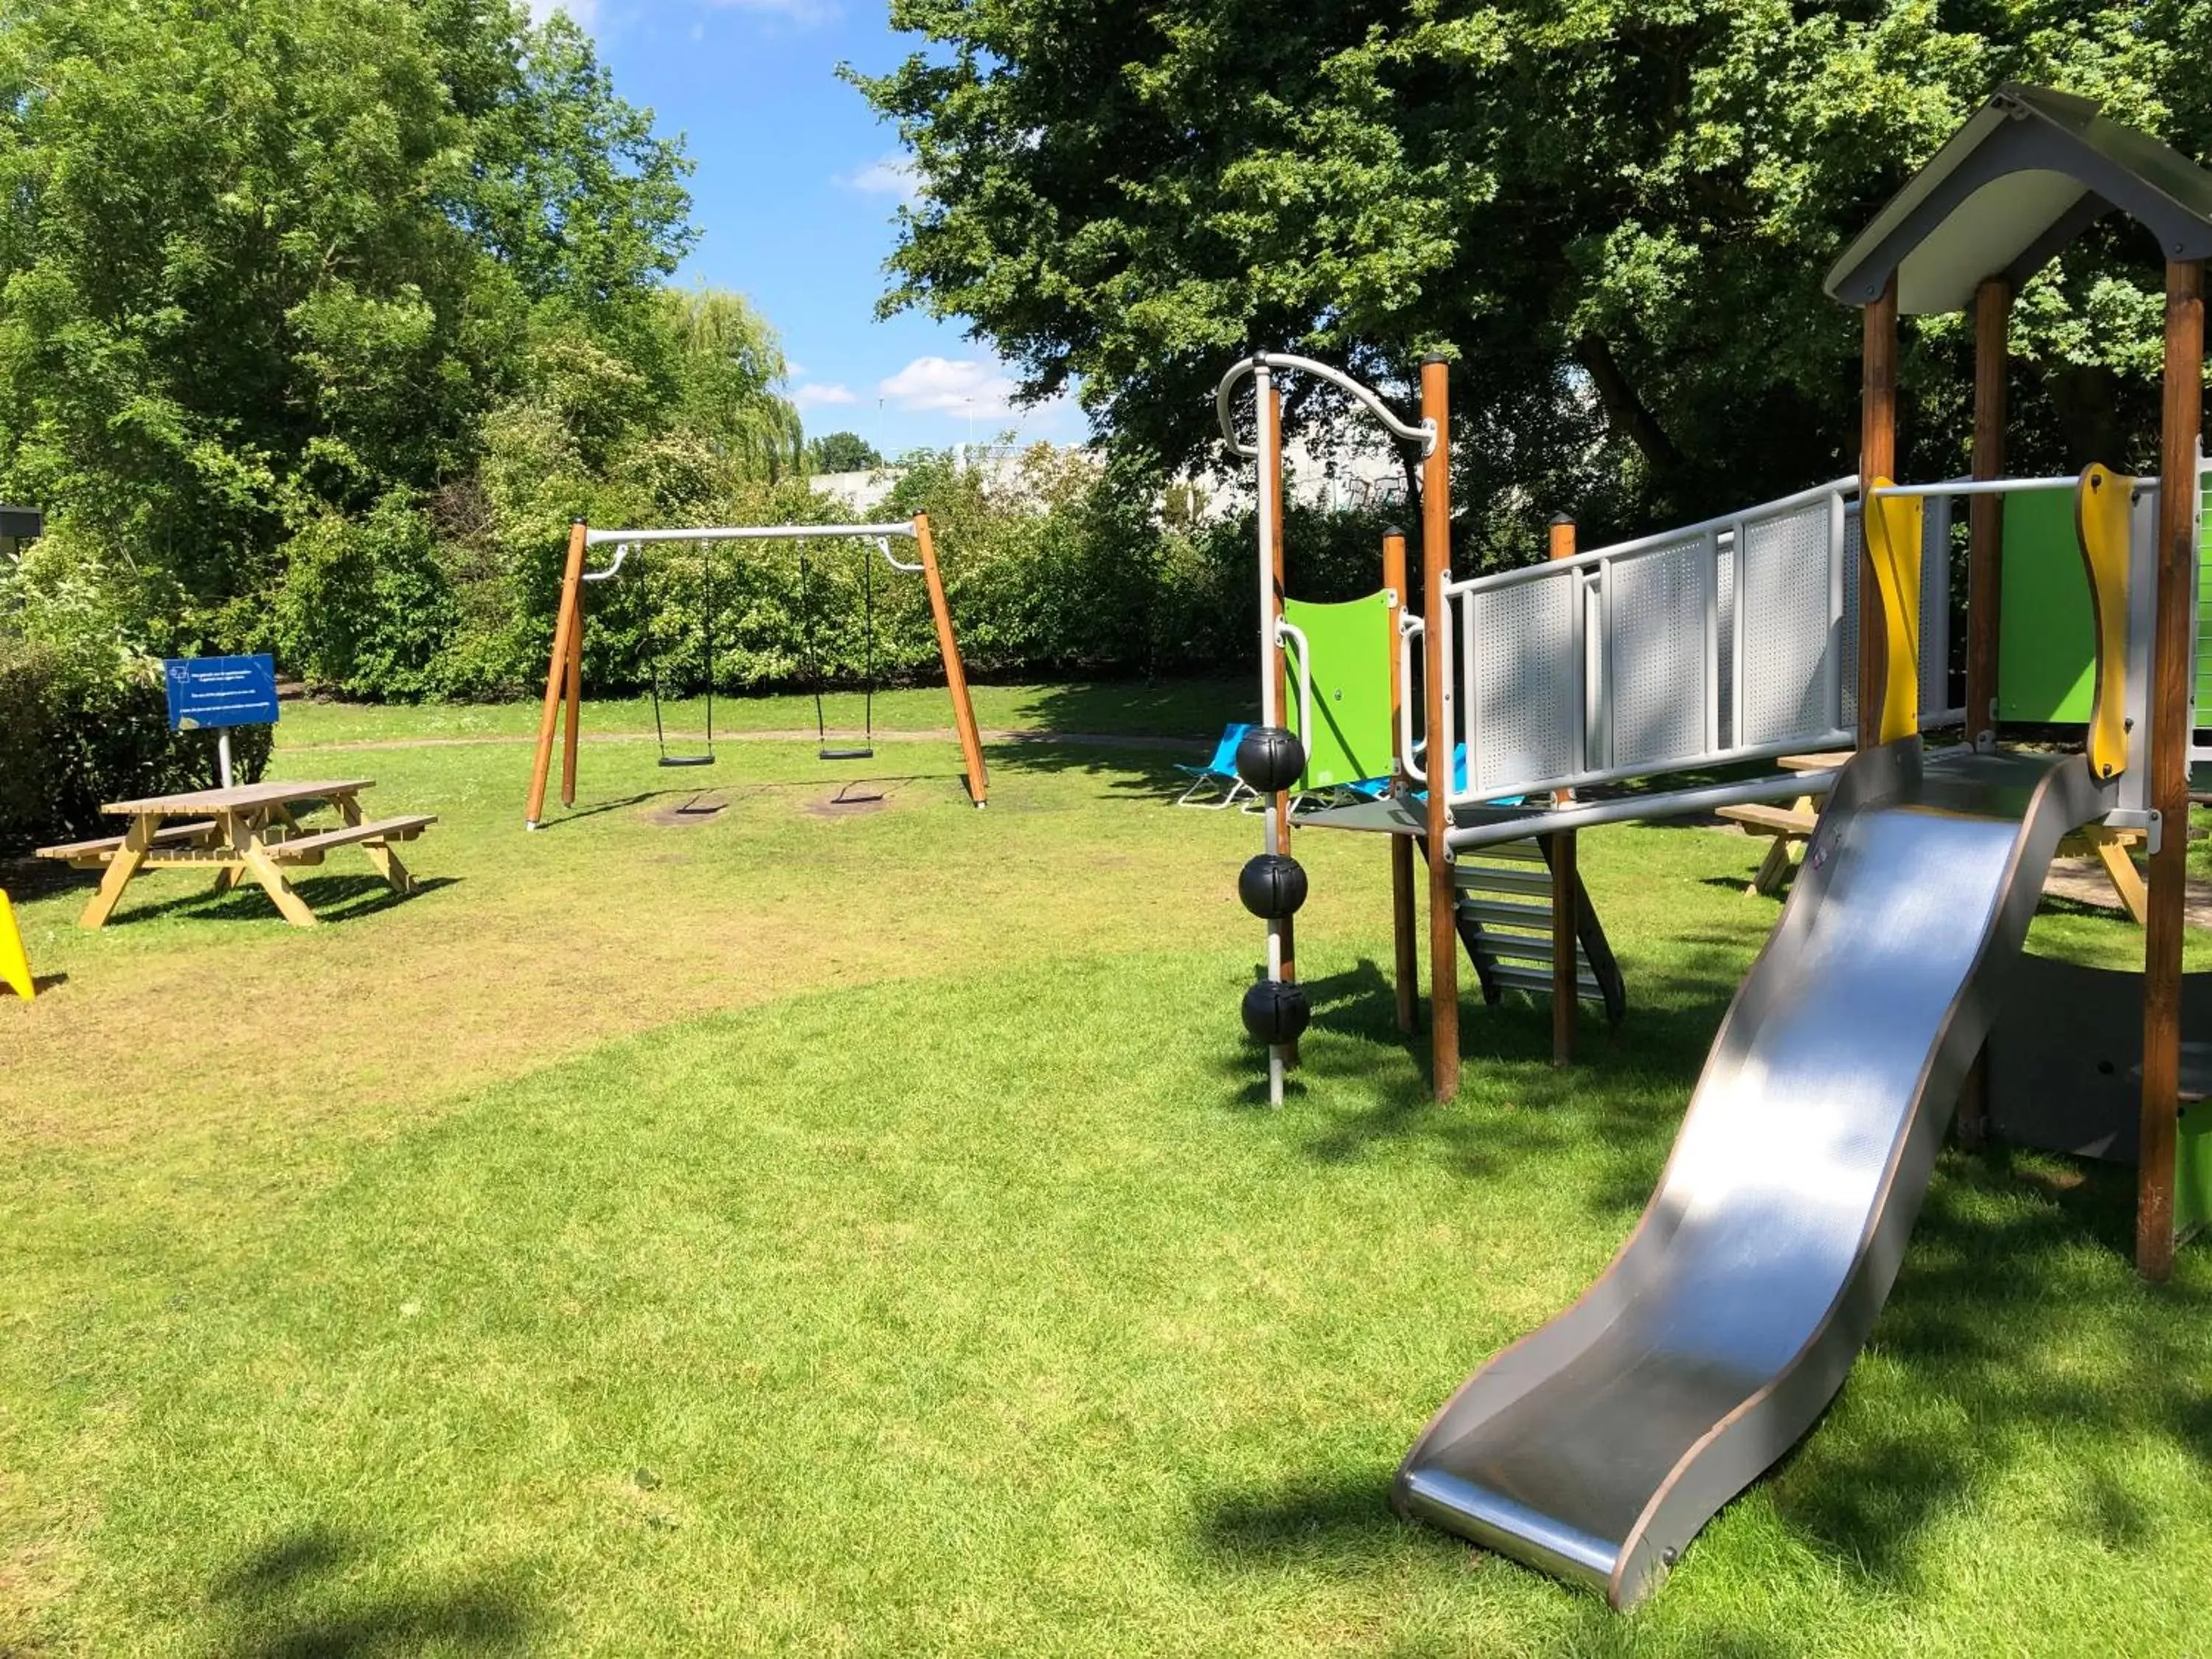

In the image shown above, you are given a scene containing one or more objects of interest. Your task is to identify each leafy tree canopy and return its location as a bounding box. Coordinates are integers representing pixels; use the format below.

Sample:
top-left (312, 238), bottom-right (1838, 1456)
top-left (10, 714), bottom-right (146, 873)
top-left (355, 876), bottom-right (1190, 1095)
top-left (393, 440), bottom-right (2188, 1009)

top-left (855, 1), bottom-right (2212, 553)
top-left (809, 431), bottom-right (886, 473)
top-left (0, 0), bottom-right (697, 627)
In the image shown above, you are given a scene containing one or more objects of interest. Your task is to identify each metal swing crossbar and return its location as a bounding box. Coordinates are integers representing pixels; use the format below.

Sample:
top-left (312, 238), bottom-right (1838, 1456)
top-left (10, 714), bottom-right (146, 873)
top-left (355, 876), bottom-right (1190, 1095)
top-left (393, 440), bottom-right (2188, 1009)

top-left (524, 514), bottom-right (991, 829)
top-left (584, 524), bottom-right (919, 768)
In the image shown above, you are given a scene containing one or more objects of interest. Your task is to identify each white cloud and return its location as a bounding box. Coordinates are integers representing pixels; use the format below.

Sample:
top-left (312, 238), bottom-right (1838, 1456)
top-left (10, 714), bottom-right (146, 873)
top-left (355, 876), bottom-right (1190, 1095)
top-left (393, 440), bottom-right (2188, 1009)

top-left (878, 357), bottom-right (1024, 418)
top-left (709, 0), bottom-right (841, 24)
top-left (793, 383), bottom-right (858, 409)
top-left (532, 0), bottom-right (832, 33)
top-left (838, 155), bottom-right (919, 202)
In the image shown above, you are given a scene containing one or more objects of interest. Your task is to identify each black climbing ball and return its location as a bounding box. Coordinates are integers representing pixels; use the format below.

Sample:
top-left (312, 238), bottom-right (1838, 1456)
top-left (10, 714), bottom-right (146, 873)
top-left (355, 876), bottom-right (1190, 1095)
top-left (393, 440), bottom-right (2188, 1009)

top-left (1241, 978), bottom-right (1312, 1046)
top-left (1235, 724), bottom-right (1304, 793)
top-left (1238, 852), bottom-right (1308, 919)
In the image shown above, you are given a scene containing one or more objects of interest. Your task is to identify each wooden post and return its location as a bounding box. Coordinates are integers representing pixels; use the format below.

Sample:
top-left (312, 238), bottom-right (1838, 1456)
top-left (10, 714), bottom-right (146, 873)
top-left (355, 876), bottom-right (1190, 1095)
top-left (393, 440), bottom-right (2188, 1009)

top-left (1422, 356), bottom-right (1459, 1101)
top-left (561, 574), bottom-right (585, 809)
top-left (913, 512), bottom-right (990, 807)
top-left (1548, 514), bottom-right (1579, 1066)
top-left (2139, 257), bottom-right (2202, 1282)
top-left (1857, 275), bottom-right (1899, 748)
top-left (526, 520), bottom-right (589, 830)
top-left (1385, 527), bottom-right (1419, 1034)
top-left (1955, 277), bottom-right (2011, 1149)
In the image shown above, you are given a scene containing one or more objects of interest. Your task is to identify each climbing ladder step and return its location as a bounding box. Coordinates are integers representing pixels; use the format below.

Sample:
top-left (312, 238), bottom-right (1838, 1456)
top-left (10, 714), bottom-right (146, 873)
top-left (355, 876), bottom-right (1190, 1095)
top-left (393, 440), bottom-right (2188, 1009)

top-left (1489, 963), bottom-right (1604, 999)
top-left (1451, 865), bottom-right (1555, 897)
top-left (1455, 897), bottom-right (1557, 929)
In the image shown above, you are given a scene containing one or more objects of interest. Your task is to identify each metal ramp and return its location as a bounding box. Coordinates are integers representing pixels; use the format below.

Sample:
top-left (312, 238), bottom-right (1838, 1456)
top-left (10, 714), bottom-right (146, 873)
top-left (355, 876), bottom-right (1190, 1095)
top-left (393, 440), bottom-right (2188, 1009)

top-left (1449, 840), bottom-right (1626, 1027)
top-left (1396, 740), bottom-right (2112, 1608)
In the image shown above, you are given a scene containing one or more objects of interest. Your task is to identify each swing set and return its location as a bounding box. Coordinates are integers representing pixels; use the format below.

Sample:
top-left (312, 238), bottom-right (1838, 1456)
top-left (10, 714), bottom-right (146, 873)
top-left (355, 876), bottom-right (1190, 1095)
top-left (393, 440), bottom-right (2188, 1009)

top-left (524, 513), bottom-right (990, 829)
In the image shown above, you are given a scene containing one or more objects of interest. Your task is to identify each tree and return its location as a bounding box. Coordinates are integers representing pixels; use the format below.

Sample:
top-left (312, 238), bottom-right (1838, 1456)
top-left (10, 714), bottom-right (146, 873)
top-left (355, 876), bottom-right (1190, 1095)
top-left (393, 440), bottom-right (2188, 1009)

top-left (0, 0), bottom-right (693, 634)
top-left (663, 288), bottom-right (805, 482)
top-left (808, 432), bottom-right (886, 473)
top-left (854, 3), bottom-right (2212, 552)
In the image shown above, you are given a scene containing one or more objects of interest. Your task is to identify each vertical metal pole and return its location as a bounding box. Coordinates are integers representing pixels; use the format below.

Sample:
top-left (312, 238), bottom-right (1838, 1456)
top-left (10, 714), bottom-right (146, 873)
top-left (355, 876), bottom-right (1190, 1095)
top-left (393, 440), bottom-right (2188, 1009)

top-left (1858, 276), bottom-right (1899, 748)
top-left (1958, 276), bottom-right (2009, 1149)
top-left (1268, 384), bottom-right (1297, 1069)
top-left (2140, 257), bottom-right (2202, 1282)
top-left (1255, 364), bottom-right (1287, 1106)
top-left (217, 730), bottom-right (234, 791)
top-left (1385, 528), bottom-right (1418, 1034)
top-left (1548, 515), bottom-right (1578, 1067)
top-left (1421, 356), bottom-right (1458, 1102)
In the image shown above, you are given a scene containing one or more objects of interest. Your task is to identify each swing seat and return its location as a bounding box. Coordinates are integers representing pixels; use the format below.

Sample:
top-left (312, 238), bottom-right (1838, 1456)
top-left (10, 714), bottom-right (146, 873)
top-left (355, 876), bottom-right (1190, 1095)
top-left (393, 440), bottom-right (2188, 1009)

top-left (818, 746), bottom-right (874, 761)
top-left (658, 755), bottom-right (716, 768)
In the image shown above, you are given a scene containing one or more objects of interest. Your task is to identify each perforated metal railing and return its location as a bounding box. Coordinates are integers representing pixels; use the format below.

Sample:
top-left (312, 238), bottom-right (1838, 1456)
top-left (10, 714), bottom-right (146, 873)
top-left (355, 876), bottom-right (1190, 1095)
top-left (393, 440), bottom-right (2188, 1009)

top-left (1400, 479), bottom-right (1964, 808)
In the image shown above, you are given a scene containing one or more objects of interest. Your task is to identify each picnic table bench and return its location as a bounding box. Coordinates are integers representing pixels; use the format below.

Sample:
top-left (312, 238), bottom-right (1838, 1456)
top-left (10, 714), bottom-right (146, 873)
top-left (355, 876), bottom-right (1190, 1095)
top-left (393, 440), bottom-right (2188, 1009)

top-left (1717, 749), bottom-right (2149, 922)
top-left (36, 779), bottom-right (434, 930)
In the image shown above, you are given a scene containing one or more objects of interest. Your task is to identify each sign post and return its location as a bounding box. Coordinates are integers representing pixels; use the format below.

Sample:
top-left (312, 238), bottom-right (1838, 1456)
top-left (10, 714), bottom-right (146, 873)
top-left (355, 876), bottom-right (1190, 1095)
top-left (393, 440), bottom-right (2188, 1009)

top-left (162, 655), bottom-right (280, 787)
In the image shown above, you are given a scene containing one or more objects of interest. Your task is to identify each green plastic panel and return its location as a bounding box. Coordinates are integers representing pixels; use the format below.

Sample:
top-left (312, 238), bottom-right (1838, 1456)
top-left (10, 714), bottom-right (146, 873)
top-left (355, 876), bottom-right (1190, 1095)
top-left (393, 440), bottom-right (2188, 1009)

top-left (1283, 591), bottom-right (1394, 790)
top-left (1995, 487), bottom-right (2093, 723)
top-left (2197, 474), bottom-right (2212, 717)
top-left (2182, 1099), bottom-right (2211, 1239)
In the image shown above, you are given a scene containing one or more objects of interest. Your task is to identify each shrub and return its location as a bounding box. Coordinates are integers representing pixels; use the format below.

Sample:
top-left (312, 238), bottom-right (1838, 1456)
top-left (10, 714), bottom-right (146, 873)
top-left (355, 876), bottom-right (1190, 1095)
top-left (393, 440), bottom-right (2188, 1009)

top-left (0, 638), bottom-right (271, 854)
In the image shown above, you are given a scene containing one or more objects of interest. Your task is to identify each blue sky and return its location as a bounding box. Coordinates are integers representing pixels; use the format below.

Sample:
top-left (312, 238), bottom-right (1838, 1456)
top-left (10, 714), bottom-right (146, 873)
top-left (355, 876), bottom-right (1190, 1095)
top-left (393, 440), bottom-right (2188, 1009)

top-left (534, 0), bottom-right (1083, 460)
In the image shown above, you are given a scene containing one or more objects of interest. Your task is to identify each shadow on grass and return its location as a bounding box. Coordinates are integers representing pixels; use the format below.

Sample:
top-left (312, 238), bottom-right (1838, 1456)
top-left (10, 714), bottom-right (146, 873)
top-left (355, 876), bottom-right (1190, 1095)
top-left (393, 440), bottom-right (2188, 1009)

top-left (1227, 930), bottom-right (1753, 1213)
top-left (209, 1525), bottom-right (532, 1657)
top-left (98, 874), bottom-right (460, 928)
top-left (1202, 1470), bottom-right (1397, 1559)
top-left (1204, 922), bottom-right (2212, 1613)
top-left (1769, 1144), bottom-right (2212, 1587)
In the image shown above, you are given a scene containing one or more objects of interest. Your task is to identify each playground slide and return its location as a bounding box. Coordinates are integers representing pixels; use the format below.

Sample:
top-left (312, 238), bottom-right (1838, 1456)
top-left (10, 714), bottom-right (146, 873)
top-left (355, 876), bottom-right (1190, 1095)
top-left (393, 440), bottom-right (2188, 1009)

top-left (1394, 737), bottom-right (2111, 1609)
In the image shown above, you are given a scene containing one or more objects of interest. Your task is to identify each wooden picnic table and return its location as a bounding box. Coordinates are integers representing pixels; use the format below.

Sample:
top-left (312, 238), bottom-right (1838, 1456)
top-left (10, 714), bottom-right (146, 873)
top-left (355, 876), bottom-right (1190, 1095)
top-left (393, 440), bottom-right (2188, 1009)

top-left (36, 779), bottom-right (435, 930)
top-left (1716, 748), bottom-right (2149, 922)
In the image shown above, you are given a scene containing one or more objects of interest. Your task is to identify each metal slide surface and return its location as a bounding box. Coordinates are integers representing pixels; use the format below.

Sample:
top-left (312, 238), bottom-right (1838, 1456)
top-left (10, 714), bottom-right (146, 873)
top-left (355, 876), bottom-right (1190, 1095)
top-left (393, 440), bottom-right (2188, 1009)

top-left (1394, 737), bottom-right (2110, 1609)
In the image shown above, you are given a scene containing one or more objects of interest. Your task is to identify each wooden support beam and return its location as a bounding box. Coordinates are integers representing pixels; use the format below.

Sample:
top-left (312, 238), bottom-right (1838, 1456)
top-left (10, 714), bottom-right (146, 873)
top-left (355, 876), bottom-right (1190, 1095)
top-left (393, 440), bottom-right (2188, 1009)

top-left (1422, 356), bottom-right (1459, 1101)
top-left (914, 513), bottom-right (990, 807)
top-left (1548, 513), bottom-right (1579, 1067)
top-left (526, 520), bottom-right (589, 830)
top-left (1857, 276), bottom-right (1899, 749)
top-left (2139, 257), bottom-right (2202, 1282)
top-left (1385, 527), bottom-right (1418, 1034)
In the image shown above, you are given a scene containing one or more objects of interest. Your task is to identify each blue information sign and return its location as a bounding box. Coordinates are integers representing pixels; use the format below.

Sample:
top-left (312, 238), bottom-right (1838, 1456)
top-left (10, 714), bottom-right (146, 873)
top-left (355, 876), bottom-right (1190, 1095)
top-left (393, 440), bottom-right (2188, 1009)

top-left (163, 654), bottom-right (279, 732)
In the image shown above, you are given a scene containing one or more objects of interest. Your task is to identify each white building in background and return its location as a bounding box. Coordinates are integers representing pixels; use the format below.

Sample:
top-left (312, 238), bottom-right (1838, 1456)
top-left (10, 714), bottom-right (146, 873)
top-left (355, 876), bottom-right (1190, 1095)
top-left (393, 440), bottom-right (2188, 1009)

top-left (807, 435), bottom-right (1411, 521)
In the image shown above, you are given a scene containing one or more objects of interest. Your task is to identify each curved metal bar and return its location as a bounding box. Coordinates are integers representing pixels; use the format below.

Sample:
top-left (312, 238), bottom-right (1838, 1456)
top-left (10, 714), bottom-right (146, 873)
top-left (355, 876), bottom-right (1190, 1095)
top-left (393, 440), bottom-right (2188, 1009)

top-left (582, 543), bottom-right (630, 583)
top-left (1276, 617), bottom-right (1314, 759)
top-left (1398, 613), bottom-right (1427, 785)
top-left (1214, 352), bottom-right (1436, 459)
top-left (877, 535), bottom-right (922, 574)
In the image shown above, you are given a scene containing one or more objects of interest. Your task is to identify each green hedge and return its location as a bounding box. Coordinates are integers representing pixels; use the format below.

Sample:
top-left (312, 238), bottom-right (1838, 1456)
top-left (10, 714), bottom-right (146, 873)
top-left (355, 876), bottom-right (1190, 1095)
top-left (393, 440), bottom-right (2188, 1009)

top-left (0, 639), bottom-right (271, 855)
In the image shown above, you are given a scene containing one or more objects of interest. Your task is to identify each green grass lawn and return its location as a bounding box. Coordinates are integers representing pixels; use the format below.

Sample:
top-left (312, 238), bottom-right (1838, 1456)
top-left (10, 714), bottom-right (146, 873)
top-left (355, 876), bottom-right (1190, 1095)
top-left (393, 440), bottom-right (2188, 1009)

top-left (3, 693), bottom-right (2208, 1655)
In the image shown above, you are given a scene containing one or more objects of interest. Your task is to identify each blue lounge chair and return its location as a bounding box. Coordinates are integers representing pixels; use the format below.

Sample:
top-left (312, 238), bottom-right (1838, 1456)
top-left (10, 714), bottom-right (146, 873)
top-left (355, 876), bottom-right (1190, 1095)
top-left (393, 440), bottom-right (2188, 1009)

top-left (1174, 723), bottom-right (1256, 808)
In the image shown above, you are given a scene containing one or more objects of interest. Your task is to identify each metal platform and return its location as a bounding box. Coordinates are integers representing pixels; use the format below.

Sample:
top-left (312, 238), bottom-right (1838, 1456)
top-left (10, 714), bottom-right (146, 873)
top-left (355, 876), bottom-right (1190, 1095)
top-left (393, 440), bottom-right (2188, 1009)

top-left (1394, 737), bottom-right (2111, 1607)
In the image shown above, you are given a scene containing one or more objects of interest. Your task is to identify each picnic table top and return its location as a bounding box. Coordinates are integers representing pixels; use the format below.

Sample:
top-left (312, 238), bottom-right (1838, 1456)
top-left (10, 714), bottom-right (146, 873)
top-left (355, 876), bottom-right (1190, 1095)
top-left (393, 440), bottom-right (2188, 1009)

top-left (102, 779), bottom-right (376, 816)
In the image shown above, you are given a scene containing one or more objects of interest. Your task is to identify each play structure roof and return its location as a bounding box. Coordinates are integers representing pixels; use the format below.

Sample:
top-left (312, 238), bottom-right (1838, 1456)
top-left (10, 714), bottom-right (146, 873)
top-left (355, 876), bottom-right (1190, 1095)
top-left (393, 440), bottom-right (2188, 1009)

top-left (1825, 83), bottom-right (2212, 315)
